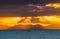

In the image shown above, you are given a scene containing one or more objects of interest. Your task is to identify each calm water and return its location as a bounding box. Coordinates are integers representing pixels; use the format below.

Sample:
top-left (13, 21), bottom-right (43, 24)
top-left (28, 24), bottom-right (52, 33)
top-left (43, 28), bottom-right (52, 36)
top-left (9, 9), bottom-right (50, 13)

top-left (0, 30), bottom-right (60, 39)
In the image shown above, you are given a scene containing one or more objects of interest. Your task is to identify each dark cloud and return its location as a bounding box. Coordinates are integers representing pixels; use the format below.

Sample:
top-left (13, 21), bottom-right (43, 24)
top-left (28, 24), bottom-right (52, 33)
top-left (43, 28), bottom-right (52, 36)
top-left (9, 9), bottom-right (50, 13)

top-left (0, 0), bottom-right (60, 6)
top-left (0, 4), bottom-right (60, 16)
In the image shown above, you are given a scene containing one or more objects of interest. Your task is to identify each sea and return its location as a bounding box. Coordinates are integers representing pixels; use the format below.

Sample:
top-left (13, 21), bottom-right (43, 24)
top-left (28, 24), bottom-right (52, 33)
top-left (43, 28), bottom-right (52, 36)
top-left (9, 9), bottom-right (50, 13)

top-left (0, 30), bottom-right (60, 39)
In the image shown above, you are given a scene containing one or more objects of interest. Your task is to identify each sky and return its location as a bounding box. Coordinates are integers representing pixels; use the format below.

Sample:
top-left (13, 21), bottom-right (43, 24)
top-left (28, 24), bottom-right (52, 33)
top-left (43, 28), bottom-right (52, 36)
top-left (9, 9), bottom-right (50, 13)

top-left (0, 0), bottom-right (60, 30)
top-left (0, 0), bottom-right (60, 5)
top-left (0, 0), bottom-right (59, 16)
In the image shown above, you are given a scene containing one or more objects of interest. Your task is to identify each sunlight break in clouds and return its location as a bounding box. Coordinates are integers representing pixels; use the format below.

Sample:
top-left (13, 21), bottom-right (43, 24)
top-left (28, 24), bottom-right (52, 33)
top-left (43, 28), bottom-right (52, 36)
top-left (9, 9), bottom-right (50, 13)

top-left (45, 3), bottom-right (60, 8)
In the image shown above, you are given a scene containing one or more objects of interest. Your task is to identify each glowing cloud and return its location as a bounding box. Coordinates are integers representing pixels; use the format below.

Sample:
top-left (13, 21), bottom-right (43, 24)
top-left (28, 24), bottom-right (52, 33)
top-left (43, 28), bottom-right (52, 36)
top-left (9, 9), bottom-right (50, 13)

top-left (39, 16), bottom-right (60, 26)
top-left (0, 16), bottom-right (60, 30)
top-left (45, 3), bottom-right (60, 8)
top-left (0, 17), bottom-right (23, 27)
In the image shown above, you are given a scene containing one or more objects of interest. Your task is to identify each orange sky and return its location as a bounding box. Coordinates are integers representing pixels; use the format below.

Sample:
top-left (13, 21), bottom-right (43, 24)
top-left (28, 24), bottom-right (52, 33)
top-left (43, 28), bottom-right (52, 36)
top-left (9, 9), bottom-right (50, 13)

top-left (0, 16), bottom-right (60, 30)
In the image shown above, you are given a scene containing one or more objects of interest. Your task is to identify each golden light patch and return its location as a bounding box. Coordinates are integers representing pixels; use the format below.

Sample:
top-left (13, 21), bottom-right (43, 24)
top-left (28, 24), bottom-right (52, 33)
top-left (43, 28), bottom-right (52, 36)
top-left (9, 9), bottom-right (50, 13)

top-left (45, 3), bottom-right (60, 8)
top-left (0, 17), bottom-right (23, 27)
top-left (39, 16), bottom-right (60, 26)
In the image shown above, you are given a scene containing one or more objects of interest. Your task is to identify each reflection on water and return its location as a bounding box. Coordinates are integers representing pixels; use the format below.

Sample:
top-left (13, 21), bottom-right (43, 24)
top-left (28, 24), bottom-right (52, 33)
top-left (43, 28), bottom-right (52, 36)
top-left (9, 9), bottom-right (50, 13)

top-left (0, 30), bottom-right (60, 39)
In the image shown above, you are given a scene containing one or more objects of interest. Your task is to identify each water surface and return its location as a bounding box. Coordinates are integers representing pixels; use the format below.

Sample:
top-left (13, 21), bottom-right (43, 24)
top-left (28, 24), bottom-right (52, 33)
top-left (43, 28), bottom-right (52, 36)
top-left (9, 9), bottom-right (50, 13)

top-left (0, 30), bottom-right (60, 39)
